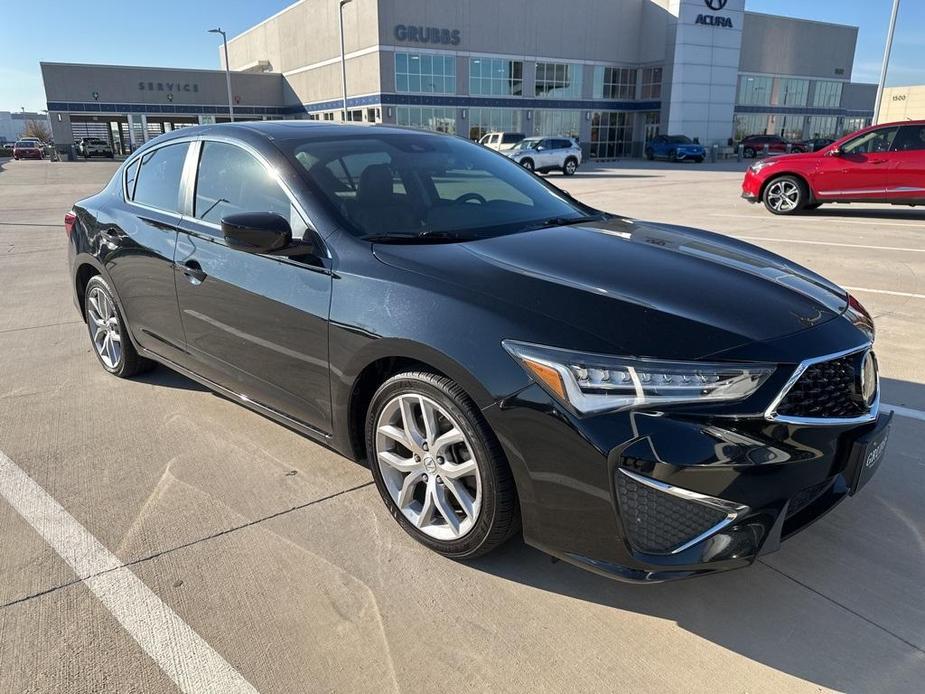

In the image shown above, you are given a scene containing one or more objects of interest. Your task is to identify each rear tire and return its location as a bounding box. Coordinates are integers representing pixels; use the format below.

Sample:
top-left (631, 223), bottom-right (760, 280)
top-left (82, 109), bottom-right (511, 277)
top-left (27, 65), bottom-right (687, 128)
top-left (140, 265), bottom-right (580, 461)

top-left (562, 157), bottom-right (578, 176)
top-left (762, 175), bottom-right (807, 216)
top-left (744, 147), bottom-right (756, 159)
top-left (84, 276), bottom-right (155, 378)
top-left (366, 371), bottom-right (520, 559)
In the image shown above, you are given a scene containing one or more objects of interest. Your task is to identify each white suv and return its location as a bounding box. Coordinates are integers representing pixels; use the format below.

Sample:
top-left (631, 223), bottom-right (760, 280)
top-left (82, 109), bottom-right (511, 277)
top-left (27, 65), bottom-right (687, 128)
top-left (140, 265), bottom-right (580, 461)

top-left (504, 136), bottom-right (582, 175)
top-left (478, 132), bottom-right (525, 151)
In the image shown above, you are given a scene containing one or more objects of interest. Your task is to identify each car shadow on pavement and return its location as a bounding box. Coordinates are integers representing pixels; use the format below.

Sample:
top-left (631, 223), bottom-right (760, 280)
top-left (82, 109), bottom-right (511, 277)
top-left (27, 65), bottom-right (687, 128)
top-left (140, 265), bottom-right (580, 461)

top-left (802, 207), bottom-right (925, 221)
top-left (134, 367), bottom-right (209, 392)
top-left (468, 377), bottom-right (925, 692)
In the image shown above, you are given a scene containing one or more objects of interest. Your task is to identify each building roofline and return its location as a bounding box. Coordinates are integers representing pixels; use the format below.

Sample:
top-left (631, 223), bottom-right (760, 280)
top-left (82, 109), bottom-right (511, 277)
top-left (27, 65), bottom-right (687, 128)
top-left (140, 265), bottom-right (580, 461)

top-left (227, 0), bottom-right (307, 44)
top-left (39, 61), bottom-right (280, 76)
top-left (744, 10), bottom-right (859, 32)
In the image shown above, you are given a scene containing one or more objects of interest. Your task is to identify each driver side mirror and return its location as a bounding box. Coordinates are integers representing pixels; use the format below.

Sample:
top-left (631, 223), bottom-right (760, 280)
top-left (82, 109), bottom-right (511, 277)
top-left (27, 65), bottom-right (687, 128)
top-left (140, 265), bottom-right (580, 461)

top-left (826, 147), bottom-right (843, 157)
top-left (222, 212), bottom-right (293, 254)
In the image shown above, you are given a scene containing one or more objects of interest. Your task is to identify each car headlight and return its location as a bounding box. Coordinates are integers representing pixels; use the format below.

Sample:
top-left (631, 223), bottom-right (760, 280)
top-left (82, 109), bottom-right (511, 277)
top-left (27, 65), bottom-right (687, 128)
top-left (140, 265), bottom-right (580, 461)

top-left (749, 160), bottom-right (774, 174)
top-left (503, 340), bottom-right (774, 415)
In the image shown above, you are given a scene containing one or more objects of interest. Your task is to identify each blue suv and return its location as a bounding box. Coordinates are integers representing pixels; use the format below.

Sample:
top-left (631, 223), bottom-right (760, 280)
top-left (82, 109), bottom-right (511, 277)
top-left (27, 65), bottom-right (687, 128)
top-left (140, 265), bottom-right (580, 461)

top-left (645, 135), bottom-right (705, 163)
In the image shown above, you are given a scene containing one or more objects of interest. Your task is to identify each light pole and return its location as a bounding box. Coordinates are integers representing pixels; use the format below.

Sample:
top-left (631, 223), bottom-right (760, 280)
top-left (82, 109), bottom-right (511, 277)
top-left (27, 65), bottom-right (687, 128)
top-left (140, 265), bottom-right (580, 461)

top-left (209, 27), bottom-right (235, 122)
top-left (873, 0), bottom-right (901, 125)
top-left (338, 0), bottom-right (354, 121)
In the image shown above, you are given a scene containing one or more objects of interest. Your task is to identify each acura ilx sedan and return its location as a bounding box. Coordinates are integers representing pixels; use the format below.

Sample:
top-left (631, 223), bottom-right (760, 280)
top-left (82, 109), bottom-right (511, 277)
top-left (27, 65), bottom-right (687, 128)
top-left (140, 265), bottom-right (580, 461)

top-left (66, 122), bottom-right (890, 582)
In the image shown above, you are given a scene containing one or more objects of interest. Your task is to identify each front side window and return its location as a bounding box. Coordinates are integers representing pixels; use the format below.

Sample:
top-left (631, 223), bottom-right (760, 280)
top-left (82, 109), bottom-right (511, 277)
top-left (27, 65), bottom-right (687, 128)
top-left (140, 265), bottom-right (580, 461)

top-left (841, 127), bottom-right (899, 155)
top-left (194, 141), bottom-right (300, 233)
top-left (131, 142), bottom-right (189, 212)
top-left (535, 63), bottom-right (583, 99)
top-left (395, 52), bottom-right (456, 94)
top-left (469, 57), bottom-right (523, 96)
top-left (285, 133), bottom-right (593, 239)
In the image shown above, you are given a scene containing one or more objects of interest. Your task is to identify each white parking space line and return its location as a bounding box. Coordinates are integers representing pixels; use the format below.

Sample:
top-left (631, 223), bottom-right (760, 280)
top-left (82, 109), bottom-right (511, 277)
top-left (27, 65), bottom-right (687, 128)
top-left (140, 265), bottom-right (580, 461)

top-left (843, 286), bottom-right (925, 300)
top-left (709, 212), bottom-right (925, 228)
top-left (883, 403), bottom-right (925, 423)
top-left (0, 450), bottom-right (259, 694)
top-left (731, 236), bottom-right (925, 255)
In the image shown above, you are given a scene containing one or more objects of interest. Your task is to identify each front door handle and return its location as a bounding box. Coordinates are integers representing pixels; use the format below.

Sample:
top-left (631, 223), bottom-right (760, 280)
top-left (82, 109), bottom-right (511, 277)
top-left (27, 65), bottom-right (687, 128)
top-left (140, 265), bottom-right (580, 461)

top-left (179, 260), bottom-right (207, 284)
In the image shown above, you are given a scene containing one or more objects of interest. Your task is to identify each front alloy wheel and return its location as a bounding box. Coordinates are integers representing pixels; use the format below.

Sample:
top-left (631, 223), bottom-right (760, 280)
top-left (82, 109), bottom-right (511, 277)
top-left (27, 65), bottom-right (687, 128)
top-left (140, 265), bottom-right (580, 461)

top-left (520, 158), bottom-right (534, 172)
top-left (763, 176), bottom-right (805, 215)
top-left (367, 371), bottom-right (519, 557)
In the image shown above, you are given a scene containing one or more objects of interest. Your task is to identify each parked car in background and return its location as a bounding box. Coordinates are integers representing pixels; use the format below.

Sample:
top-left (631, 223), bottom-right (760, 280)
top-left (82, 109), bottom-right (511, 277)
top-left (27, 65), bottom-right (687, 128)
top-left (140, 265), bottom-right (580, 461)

top-left (12, 140), bottom-right (45, 160)
top-left (801, 137), bottom-right (836, 152)
top-left (478, 132), bottom-right (526, 152)
top-left (645, 135), bottom-right (705, 163)
top-left (743, 120), bottom-right (925, 215)
top-left (505, 136), bottom-right (582, 175)
top-left (740, 134), bottom-right (806, 158)
top-left (77, 138), bottom-right (115, 158)
top-left (66, 121), bottom-right (886, 583)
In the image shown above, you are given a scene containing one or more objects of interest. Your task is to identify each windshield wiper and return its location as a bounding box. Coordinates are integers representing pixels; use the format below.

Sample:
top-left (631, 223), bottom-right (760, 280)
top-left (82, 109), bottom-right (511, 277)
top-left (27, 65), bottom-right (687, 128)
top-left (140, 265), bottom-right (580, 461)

top-left (362, 230), bottom-right (479, 243)
top-left (524, 214), bottom-right (608, 231)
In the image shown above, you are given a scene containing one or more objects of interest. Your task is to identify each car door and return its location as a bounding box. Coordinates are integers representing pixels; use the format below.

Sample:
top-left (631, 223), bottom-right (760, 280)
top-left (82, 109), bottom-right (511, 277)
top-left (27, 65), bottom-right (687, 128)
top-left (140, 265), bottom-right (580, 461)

top-left (887, 125), bottom-right (925, 202)
top-left (174, 138), bottom-right (333, 434)
top-left (107, 140), bottom-right (191, 365)
top-left (813, 126), bottom-right (900, 201)
top-left (652, 135), bottom-right (667, 158)
top-left (535, 139), bottom-right (557, 168)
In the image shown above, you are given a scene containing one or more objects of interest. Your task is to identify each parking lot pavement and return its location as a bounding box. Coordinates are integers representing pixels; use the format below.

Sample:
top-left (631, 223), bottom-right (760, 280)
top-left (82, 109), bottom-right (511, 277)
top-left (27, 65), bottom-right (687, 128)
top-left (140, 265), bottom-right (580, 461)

top-left (1, 158), bottom-right (923, 693)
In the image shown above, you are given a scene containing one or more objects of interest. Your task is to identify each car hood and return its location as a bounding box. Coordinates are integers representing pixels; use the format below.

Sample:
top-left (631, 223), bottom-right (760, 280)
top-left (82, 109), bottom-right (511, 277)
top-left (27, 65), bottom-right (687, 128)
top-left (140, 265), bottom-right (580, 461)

top-left (372, 217), bottom-right (849, 360)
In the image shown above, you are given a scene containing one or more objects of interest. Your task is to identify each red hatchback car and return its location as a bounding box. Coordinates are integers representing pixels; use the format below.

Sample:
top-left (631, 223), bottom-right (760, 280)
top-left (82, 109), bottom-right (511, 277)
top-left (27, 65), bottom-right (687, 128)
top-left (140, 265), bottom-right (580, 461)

top-left (12, 141), bottom-right (45, 160)
top-left (742, 120), bottom-right (925, 215)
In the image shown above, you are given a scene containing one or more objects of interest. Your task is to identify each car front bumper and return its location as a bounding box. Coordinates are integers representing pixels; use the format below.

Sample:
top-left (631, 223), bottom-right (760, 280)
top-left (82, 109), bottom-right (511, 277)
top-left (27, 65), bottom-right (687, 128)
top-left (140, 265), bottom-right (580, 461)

top-left (675, 149), bottom-right (705, 160)
top-left (483, 379), bottom-right (887, 583)
top-left (741, 168), bottom-right (763, 202)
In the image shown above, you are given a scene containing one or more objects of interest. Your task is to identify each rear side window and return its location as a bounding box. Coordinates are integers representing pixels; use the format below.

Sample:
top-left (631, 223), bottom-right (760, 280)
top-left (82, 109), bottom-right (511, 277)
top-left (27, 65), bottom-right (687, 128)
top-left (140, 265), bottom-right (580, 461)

top-left (124, 160), bottom-right (140, 199)
top-left (892, 126), bottom-right (925, 152)
top-left (132, 143), bottom-right (189, 212)
top-left (194, 141), bottom-right (301, 233)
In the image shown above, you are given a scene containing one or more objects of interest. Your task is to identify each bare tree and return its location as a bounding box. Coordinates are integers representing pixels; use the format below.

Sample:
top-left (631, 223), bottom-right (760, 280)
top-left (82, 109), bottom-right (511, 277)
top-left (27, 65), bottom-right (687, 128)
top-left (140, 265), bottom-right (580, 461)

top-left (23, 120), bottom-right (51, 143)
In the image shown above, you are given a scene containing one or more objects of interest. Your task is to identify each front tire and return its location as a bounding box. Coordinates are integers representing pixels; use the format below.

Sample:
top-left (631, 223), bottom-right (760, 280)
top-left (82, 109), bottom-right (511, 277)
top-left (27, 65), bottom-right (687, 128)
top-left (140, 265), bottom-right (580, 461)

top-left (744, 147), bottom-right (756, 159)
top-left (562, 157), bottom-right (578, 176)
top-left (84, 276), bottom-right (155, 378)
top-left (763, 175), bottom-right (807, 215)
top-left (645, 149), bottom-right (654, 161)
top-left (366, 371), bottom-right (519, 559)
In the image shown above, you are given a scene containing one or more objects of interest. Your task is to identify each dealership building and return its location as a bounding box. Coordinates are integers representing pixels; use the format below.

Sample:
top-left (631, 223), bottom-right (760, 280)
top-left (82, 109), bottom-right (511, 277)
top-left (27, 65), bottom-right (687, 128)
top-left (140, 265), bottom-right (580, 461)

top-left (42, 0), bottom-right (877, 158)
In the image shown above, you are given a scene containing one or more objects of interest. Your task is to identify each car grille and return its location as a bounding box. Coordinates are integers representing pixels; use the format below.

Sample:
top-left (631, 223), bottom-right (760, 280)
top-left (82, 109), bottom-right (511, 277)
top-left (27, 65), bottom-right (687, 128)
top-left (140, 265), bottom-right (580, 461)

top-left (776, 352), bottom-right (869, 419)
top-left (616, 472), bottom-right (729, 554)
top-left (785, 478), bottom-right (833, 519)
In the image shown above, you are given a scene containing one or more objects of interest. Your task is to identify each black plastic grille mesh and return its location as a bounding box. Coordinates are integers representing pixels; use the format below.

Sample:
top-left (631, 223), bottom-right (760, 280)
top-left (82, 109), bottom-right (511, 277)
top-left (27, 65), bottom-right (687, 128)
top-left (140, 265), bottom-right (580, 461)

top-left (786, 478), bottom-right (833, 519)
top-left (616, 473), bottom-right (728, 554)
top-left (776, 352), bottom-right (867, 419)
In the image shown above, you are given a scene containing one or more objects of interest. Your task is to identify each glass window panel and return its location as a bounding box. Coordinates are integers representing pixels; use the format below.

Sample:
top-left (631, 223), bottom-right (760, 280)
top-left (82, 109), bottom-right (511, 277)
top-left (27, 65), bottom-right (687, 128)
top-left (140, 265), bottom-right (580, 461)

top-left (132, 142), bottom-right (189, 213)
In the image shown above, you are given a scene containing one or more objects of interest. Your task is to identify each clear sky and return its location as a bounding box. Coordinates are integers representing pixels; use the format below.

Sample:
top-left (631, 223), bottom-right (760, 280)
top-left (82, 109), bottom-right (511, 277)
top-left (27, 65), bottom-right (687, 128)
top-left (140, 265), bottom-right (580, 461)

top-left (0, 0), bottom-right (922, 113)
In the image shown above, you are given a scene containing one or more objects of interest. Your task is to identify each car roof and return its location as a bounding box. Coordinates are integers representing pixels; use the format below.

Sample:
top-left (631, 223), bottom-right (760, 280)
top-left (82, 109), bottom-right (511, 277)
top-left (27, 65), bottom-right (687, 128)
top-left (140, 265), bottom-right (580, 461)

top-left (146, 120), bottom-right (457, 145)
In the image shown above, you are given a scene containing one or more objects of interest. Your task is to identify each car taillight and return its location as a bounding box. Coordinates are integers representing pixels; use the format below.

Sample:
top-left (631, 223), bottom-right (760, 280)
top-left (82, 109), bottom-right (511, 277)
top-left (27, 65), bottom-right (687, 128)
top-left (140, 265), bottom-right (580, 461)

top-left (64, 211), bottom-right (77, 238)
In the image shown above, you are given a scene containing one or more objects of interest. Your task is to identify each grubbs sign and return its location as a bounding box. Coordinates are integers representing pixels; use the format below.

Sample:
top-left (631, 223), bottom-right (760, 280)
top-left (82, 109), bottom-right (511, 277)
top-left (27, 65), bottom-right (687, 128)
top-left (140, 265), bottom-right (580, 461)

top-left (394, 24), bottom-right (461, 46)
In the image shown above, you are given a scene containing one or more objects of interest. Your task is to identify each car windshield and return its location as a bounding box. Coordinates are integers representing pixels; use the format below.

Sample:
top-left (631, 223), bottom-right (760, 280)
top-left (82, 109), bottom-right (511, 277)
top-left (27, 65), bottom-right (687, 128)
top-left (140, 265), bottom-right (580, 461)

top-left (284, 132), bottom-right (598, 240)
top-left (14, 142), bottom-right (34, 148)
top-left (667, 136), bottom-right (692, 144)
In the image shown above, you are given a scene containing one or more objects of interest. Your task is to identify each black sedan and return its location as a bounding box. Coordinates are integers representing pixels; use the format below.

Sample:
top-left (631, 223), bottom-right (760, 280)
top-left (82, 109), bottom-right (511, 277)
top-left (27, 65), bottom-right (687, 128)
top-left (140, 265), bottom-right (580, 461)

top-left (65, 122), bottom-right (889, 582)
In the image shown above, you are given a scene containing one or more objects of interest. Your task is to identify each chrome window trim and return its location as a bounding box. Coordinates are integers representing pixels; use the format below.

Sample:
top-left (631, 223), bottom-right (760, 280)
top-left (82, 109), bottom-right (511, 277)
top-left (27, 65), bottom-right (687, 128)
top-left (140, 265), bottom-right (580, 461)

top-left (618, 469), bottom-right (750, 555)
top-left (764, 344), bottom-right (878, 426)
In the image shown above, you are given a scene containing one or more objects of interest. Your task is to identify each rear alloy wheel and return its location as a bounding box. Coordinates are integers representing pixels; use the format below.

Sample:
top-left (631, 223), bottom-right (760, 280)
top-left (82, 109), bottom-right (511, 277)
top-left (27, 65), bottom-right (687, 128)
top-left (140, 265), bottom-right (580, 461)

top-left (744, 147), bottom-right (756, 159)
top-left (763, 176), bottom-right (806, 215)
top-left (520, 158), bottom-right (534, 172)
top-left (367, 371), bottom-right (519, 558)
top-left (84, 276), bottom-right (154, 378)
top-left (562, 158), bottom-right (578, 176)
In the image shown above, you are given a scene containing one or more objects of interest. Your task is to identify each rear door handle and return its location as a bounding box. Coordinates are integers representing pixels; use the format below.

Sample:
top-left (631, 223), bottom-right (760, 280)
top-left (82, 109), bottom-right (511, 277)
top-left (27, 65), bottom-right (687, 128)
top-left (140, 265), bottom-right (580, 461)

top-left (178, 260), bottom-right (207, 284)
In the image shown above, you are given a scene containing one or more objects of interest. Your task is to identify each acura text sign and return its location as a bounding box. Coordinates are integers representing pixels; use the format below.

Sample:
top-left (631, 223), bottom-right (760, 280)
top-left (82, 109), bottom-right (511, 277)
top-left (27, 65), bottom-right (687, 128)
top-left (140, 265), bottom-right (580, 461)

top-left (394, 24), bottom-right (461, 45)
top-left (696, 0), bottom-right (734, 29)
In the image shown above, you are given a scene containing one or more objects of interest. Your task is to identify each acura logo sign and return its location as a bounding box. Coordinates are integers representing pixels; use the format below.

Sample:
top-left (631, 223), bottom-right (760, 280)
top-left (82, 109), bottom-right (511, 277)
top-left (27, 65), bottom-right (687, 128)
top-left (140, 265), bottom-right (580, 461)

top-left (705, 0), bottom-right (728, 9)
